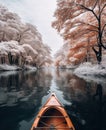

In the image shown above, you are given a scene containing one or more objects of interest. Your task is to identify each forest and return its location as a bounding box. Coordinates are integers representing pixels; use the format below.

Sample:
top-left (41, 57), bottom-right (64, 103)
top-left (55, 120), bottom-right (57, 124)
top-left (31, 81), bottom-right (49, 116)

top-left (0, 0), bottom-right (106, 70)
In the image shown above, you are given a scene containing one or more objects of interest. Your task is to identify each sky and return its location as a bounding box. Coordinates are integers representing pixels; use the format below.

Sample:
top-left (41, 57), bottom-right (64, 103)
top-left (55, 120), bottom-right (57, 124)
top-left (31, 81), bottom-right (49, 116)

top-left (0, 0), bottom-right (63, 56)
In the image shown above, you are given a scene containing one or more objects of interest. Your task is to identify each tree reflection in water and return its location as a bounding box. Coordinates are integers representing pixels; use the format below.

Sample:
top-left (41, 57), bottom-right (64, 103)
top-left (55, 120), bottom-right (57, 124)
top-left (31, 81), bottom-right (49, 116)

top-left (0, 68), bottom-right (106, 130)
top-left (0, 69), bottom-right (52, 130)
top-left (93, 83), bottom-right (106, 130)
top-left (54, 69), bottom-right (106, 130)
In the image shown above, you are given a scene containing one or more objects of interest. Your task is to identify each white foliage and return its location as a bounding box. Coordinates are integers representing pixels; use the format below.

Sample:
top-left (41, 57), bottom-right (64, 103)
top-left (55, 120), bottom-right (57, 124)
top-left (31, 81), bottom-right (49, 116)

top-left (0, 5), bottom-right (52, 67)
top-left (0, 41), bottom-right (25, 54)
top-left (22, 44), bottom-right (38, 57)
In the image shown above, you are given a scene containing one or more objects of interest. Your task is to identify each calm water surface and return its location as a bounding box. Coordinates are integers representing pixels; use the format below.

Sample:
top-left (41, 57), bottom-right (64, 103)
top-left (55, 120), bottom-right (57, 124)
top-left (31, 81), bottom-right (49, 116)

top-left (0, 68), bottom-right (106, 130)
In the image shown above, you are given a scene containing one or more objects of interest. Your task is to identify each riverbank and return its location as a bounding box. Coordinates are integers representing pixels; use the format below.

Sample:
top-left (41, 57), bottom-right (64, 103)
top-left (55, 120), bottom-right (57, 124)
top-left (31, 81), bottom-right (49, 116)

top-left (0, 64), bottom-right (37, 71)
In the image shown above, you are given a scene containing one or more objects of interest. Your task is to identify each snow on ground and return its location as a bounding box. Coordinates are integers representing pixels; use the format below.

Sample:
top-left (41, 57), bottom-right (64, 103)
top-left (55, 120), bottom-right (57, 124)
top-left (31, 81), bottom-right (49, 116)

top-left (24, 65), bottom-right (37, 70)
top-left (74, 62), bottom-right (106, 83)
top-left (74, 62), bottom-right (106, 76)
top-left (0, 64), bottom-right (21, 71)
top-left (0, 64), bottom-right (37, 71)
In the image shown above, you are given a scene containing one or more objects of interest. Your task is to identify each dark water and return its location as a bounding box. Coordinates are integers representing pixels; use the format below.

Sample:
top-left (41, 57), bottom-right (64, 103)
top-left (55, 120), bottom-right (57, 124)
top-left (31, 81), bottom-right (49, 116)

top-left (0, 68), bottom-right (106, 130)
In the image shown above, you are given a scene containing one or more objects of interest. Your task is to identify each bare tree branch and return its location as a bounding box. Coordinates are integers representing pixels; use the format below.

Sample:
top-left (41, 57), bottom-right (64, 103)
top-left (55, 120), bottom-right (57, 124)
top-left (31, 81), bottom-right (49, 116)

top-left (92, 0), bottom-right (98, 10)
top-left (101, 24), bottom-right (106, 36)
top-left (92, 46), bottom-right (98, 53)
top-left (92, 10), bottom-right (99, 21)
top-left (76, 3), bottom-right (99, 20)
top-left (100, 4), bottom-right (106, 15)
top-left (101, 43), bottom-right (106, 49)
top-left (79, 21), bottom-right (98, 30)
top-left (76, 3), bottom-right (92, 11)
top-left (86, 29), bottom-right (99, 33)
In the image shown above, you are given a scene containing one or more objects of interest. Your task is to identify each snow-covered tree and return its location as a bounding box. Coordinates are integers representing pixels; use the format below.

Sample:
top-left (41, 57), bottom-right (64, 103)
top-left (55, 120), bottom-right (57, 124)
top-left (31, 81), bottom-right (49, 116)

top-left (54, 42), bottom-right (71, 67)
top-left (0, 5), bottom-right (52, 68)
top-left (52, 0), bottom-right (106, 66)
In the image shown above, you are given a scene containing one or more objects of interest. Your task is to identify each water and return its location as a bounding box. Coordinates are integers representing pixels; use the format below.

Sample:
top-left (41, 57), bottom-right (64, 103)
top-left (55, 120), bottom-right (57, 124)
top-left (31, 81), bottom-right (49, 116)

top-left (0, 68), bottom-right (106, 130)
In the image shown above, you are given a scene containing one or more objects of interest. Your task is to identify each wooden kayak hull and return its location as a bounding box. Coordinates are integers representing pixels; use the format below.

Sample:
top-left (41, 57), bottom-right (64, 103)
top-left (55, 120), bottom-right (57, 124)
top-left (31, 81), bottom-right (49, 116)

top-left (31, 93), bottom-right (75, 130)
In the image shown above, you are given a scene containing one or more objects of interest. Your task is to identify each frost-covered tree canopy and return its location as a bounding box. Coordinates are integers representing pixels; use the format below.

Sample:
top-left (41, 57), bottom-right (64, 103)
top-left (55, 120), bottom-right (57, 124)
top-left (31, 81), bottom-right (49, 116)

top-left (52, 0), bottom-right (106, 67)
top-left (0, 5), bottom-right (52, 68)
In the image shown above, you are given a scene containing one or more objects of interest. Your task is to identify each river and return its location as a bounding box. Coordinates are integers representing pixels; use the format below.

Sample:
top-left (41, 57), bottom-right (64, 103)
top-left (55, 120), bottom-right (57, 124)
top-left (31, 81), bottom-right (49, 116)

top-left (0, 68), bottom-right (106, 130)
